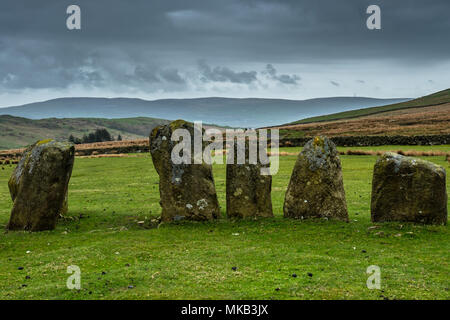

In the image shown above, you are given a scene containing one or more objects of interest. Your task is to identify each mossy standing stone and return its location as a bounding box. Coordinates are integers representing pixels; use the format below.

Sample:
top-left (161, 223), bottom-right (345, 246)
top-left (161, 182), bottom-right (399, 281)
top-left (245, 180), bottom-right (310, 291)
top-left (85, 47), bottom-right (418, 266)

top-left (283, 136), bottom-right (348, 221)
top-left (226, 141), bottom-right (273, 219)
top-left (7, 140), bottom-right (75, 231)
top-left (149, 120), bottom-right (220, 222)
top-left (371, 152), bottom-right (447, 225)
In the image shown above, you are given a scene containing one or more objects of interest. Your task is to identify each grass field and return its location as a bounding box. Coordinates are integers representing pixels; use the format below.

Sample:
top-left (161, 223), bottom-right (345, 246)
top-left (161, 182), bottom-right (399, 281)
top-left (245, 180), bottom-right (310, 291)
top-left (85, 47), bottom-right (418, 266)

top-left (0, 146), bottom-right (449, 300)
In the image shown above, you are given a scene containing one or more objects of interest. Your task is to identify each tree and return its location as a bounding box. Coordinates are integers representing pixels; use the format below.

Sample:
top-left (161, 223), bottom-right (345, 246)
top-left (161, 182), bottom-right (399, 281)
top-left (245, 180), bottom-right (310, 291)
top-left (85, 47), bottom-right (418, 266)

top-left (81, 134), bottom-right (89, 143)
top-left (117, 134), bottom-right (122, 141)
top-left (68, 134), bottom-right (82, 144)
top-left (80, 129), bottom-right (114, 143)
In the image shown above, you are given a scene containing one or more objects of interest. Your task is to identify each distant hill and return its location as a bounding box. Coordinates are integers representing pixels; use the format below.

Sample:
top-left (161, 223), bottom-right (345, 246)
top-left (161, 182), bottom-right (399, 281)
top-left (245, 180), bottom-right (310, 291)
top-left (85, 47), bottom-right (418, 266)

top-left (286, 88), bottom-right (450, 125)
top-left (0, 116), bottom-right (170, 150)
top-left (274, 89), bottom-right (450, 139)
top-left (0, 96), bottom-right (407, 128)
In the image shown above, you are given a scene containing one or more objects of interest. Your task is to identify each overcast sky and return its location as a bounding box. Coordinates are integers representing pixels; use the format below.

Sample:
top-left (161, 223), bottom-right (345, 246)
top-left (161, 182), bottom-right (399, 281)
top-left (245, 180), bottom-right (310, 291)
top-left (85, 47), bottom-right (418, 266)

top-left (0, 0), bottom-right (449, 106)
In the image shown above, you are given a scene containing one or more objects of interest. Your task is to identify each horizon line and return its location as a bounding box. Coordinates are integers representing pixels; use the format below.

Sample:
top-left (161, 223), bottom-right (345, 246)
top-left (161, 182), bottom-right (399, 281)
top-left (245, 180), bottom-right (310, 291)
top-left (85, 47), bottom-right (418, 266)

top-left (0, 95), bottom-right (413, 109)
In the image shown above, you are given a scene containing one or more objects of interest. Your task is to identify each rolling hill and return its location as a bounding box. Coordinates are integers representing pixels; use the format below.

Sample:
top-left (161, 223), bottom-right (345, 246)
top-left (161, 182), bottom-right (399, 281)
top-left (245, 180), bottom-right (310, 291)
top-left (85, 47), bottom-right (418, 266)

top-left (0, 96), bottom-right (407, 128)
top-left (0, 116), bottom-right (170, 150)
top-left (286, 88), bottom-right (450, 125)
top-left (275, 89), bottom-right (450, 139)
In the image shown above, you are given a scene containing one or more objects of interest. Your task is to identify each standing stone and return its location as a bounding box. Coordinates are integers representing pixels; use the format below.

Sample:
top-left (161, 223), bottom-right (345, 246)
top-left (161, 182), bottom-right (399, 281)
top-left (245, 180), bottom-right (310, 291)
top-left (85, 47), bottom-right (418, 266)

top-left (7, 140), bottom-right (75, 231)
top-left (283, 136), bottom-right (348, 221)
top-left (371, 152), bottom-right (447, 225)
top-left (149, 120), bottom-right (220, 222)
top-left (60, 192), bottom-right (69, 215)
top-left (226, 142), bottom-right (273, 219)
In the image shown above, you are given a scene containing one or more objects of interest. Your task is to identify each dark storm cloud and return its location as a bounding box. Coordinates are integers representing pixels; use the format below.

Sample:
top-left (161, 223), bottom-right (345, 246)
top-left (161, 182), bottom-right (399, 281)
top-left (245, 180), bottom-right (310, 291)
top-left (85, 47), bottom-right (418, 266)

top-left (198, 60), bottom-right (257, 84)
top-left (134, 65), bottom-right (186, 85)
top-left (0, 0), bottom-right (449, 91)
top-left (263, 64), bottom-right (300, 85)
top-left (159, 69), bottom-right (186, 84)
top-left (0, 38), bottom-right (104, 90)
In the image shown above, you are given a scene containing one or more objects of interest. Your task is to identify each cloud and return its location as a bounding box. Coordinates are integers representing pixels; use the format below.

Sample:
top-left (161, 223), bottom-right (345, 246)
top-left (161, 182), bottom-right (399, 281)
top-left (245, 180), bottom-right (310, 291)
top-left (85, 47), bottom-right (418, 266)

top-left (0, 39), bottom-right (104, 90)
top-left (0, 0), bottom-right (449, 102)
top-left (263, 64), bottom-right (300, 85)
top-left (1, 1), bottom-right (450, 66)
top-left (159, 69), bottom-right (186, 84)
top-left (134, 65), bottom-right (186, 85)
top-left (330, 81), bottom-right (340, 87)
top-left (198, 60), bottom-right (257, 84)
top-left (0, 36), bottom-right (189, 93)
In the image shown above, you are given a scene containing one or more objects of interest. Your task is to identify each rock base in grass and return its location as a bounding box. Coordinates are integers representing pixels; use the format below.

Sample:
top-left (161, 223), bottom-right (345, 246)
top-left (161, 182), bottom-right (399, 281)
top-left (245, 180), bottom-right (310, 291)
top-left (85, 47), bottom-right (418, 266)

top-left (7, 140), bottom-right (75, 231)
top-left (283, 136), bottom-right (348, 221)
top-left (371, 152), bottom-right (447, 225)
top-left (149, 120), bottom-right (220, 222)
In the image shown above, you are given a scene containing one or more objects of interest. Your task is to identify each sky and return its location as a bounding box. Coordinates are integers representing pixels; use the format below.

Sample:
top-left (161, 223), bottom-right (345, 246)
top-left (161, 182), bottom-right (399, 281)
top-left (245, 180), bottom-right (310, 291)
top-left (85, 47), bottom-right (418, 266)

top-left (0, 0), bottom-right (449, 107)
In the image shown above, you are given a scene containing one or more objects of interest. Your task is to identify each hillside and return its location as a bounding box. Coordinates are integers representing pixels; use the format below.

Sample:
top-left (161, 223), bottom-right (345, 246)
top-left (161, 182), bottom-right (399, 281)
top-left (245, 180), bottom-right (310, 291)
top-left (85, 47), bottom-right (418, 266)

top-left (0, 116), bottom-right (170, 150)
top-left (275, 102), bottom-right (450, 139)
top-left (0, 96), bottom-right (407, 128)
top-left (287, 88), bottom-right (450, 125)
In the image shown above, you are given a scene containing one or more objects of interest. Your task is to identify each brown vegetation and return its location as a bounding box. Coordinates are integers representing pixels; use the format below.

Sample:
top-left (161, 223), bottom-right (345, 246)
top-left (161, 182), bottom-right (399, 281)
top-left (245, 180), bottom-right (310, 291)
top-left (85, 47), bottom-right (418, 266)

top-left (74, 139), bottom-right (148, 151)
top-left (0, 139), bottom-right (150, 159)
top-left (274, 103), bottom-right (450, 137)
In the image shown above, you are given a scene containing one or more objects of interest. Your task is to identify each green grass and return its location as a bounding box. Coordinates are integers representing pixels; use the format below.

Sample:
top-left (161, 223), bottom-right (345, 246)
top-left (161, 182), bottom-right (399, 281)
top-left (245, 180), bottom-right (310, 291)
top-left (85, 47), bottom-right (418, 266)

top-left (289, 88), bottom-right (450, 124)
top-left (276, 145), bottom-right (450, 154)
top-left (0, 148), bottom-right (448, 300)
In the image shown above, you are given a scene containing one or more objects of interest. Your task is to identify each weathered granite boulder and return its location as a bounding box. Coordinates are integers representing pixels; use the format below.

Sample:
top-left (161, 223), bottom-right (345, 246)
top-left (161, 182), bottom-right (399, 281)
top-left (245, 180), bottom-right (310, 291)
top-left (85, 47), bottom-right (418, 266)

top-left (7, 140), bottom-right (75, 231)
top-left (149, 120), bottom-right (220, 222)
top-left (371, 152), bottom-right (447, 225)
top-left (283, 136), bottom-right (348, 221)
top-left (226, 142), bottom-right (273, 219)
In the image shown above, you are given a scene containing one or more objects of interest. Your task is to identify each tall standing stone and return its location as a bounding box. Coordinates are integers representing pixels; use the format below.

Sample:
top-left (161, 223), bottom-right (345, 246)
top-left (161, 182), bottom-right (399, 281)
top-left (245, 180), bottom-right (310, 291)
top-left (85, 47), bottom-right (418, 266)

top-left (283, 136), bottom-right (348, 221)
top-left (7, 140), bottom-right (75, 231)
top-left (371, 152), bottom-right (447, 225)
top-left (226, 140), bottom-right (273, 219)
top-left (149, 120), bottom-right (220, 222)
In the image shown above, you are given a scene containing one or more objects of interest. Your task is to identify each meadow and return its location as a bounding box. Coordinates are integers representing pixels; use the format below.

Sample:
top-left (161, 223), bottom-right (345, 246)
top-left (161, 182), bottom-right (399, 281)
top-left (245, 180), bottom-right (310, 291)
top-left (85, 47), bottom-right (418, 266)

top-left (0, 146), bottom-right (449, 300)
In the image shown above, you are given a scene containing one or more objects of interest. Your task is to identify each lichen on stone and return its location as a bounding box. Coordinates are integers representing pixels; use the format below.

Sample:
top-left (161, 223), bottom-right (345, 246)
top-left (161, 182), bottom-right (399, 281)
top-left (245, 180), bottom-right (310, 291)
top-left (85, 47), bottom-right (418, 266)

top-left (197, 199), bottom-right (208, 210)
top-left (36, 139), bottom-right (54, 146)
top-left (302, 135), bottom-right (337, 171)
